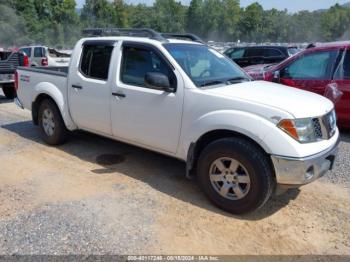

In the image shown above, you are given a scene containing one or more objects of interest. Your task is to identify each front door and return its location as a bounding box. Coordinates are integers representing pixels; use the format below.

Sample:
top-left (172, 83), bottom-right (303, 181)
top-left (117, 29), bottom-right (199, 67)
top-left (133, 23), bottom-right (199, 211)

top-left (333, 49), bottom-right (350, 128)
top-left (68, 41), bottom-right (115, 135)
top-left (111, 42), bottom-right (184, 154)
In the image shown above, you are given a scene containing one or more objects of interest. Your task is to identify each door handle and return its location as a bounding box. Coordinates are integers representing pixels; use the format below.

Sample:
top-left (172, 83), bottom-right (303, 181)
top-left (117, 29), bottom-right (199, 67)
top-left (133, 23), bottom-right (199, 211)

top-left (72, 84), bottom-right (83, 89)
top-left (112, 92), bottom-right (126, 98)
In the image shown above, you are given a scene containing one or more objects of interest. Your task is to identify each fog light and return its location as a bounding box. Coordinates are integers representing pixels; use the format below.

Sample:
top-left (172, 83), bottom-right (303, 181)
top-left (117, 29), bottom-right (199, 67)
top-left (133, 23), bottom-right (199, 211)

top-left (305, 166), bottom-right (314, 180)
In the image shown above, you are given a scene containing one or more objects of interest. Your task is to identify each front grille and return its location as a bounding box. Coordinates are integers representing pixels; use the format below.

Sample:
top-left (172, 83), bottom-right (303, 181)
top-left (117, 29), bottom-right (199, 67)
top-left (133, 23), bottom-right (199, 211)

top-left (312, 118), bottom-right (323, 139)
top-left (312, 110), bottom-right (337, 140)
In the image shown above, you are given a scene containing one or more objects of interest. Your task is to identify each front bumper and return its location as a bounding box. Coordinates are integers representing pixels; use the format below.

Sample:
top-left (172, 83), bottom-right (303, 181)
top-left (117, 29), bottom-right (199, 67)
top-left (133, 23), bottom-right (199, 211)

top-left (271, 137), bottom-right (340, 186)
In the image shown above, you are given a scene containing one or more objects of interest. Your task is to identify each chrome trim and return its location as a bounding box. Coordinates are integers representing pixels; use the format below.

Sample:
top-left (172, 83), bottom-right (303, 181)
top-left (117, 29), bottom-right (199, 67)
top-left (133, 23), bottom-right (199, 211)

top-left (271, 136), bottom-right (340, 185)
top-left (314, 110), bottom-right (337, 140)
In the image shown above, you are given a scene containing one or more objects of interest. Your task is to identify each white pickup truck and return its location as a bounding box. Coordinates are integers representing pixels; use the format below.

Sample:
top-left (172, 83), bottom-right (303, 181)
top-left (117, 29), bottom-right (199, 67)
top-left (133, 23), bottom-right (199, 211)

top-left (15, 29), bottom-right (339, 214)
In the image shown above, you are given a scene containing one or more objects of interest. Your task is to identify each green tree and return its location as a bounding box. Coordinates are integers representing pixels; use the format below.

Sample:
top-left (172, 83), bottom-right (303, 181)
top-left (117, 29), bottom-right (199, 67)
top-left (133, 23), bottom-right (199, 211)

top-left (152, 0), bottom-right (186, 33)
top-left (239, 2), bottom-right (264, 42)
top-left (186, 0), bottom-right (203, 36)
top-left (221, 0), bottom-right (240, 40)
top-left (81, 0), bottom-right (115, 27)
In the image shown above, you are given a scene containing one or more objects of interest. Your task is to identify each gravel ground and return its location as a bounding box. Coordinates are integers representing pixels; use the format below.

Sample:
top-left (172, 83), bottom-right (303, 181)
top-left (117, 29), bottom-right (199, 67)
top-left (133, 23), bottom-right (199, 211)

top-left (0, 92), bottom-right (349, 255)
top-left (323, 132), bottom-right (350, 187)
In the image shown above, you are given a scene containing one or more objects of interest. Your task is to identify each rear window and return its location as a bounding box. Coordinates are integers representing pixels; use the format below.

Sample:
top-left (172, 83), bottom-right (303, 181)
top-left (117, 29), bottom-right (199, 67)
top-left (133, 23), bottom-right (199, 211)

top-left (80, 44), bottom-right (113, 80)
top-left (34, 47), bottom-right (44, 57)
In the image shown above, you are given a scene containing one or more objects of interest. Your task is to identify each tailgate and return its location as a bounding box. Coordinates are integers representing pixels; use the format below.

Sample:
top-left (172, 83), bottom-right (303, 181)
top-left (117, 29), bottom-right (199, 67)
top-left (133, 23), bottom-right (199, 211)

top-left (50, 57), bottom-right (70, 66)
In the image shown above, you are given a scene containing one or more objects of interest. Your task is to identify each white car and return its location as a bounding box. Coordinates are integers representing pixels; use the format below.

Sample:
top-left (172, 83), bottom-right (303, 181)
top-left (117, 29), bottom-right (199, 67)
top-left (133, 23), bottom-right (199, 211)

top-left (19, 46), bottom-right (70, 67)
top-left (15, 29), bottom-right (339, 214)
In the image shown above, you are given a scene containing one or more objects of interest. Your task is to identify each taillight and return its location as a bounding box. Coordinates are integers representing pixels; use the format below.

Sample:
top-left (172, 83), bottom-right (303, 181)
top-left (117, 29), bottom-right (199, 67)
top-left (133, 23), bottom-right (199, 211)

top-left (41, 57), bottom-right (48, 66)
top-left (23, 55), bottom-right (29, 67)
top-left (14, 70), bottom-right (19, 91)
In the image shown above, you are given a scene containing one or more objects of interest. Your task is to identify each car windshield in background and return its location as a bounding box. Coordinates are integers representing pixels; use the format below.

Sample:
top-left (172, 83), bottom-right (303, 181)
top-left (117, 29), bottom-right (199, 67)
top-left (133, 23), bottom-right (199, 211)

top-left (164, 44), bottom-right (251, 87)
top-left (288, 47), bottom-right (300, 55)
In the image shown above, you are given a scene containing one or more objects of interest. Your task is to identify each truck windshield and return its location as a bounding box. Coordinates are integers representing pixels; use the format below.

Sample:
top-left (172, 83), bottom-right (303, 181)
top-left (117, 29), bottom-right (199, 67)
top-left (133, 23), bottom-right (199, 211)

top-left (164, 43), bottom-right (251, 87)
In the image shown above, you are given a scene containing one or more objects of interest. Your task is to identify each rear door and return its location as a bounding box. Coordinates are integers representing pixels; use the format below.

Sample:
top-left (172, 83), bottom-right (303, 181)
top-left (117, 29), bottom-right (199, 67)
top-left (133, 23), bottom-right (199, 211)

top-left (333, 49), bottom-right (350, 128)
top-left (68, 40), bottom-right (115, 135)
top-left (279, 50), bottom-right (339, 96)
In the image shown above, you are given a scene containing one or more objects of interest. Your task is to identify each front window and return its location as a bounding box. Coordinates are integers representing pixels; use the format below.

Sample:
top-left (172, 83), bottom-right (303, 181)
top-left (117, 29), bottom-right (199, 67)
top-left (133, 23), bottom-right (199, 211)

top-left (120, 45), bottom-right (176, 89)
top-left (281, 51), bottom-right (338, 80)
top-left (334, 50), bottom-right (350, 80)
top-left (164, 44), bottom-right (251, 87)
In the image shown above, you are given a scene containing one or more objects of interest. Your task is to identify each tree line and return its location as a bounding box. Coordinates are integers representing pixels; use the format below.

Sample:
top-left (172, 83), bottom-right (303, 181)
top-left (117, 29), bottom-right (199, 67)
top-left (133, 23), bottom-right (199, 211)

top-left (1, 0), bottom-right (350, 48)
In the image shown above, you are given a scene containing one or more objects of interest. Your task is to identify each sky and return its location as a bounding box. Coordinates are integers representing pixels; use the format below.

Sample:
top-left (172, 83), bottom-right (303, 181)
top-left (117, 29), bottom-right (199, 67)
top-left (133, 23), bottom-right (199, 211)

top-left (76, 0), bottom-right (349, 13)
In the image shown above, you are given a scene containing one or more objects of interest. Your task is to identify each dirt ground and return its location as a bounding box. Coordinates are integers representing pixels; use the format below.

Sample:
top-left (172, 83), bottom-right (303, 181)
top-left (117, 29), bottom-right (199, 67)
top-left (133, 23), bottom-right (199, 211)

top-left (0, 94), bottom-right (349, 255)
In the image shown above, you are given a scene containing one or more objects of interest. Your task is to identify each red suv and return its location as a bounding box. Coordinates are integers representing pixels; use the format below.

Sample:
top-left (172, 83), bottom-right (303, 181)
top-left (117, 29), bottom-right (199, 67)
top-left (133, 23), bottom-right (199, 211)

top-left (245, 42), bottom-right (350, 129)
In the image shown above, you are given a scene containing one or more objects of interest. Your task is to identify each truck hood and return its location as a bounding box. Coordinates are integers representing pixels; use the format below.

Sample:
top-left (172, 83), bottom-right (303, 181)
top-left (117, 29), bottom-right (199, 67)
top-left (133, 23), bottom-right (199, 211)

top-left (206, 80), bottom-right (334, 119)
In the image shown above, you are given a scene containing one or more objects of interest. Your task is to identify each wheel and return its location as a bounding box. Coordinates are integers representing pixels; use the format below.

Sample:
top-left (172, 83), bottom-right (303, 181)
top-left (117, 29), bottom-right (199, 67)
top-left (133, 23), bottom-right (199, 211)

top-left (38, 99), bottom-right (68, 145)
top-left (2, 84), bottom-right (16, 99)
top-left (197, 137), bottom-right (275, 215)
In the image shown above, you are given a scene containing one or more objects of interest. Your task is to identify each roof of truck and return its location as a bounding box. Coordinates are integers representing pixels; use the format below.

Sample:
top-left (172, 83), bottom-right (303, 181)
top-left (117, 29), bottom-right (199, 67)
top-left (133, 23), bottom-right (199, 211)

top-left (80, 36), bottom-right (204, 45)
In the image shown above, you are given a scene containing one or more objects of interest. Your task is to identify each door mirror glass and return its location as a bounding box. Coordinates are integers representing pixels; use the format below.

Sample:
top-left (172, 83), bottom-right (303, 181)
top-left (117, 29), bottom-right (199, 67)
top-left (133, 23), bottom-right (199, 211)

top-left (145, 72), bottom-right (174, 92)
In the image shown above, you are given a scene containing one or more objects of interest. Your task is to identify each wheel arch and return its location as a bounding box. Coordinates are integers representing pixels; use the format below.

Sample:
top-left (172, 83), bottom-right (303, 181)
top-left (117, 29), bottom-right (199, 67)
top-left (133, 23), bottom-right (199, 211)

top-left (32, 91), bottom-right (76, 130)
top-left (186, 129), bottom-right (275, 179)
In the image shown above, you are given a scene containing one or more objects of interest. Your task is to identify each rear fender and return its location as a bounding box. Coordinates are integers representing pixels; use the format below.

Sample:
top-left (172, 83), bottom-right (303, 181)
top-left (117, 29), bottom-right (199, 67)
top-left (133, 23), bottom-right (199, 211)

top-left (33, 82), bottom-right (77, 130)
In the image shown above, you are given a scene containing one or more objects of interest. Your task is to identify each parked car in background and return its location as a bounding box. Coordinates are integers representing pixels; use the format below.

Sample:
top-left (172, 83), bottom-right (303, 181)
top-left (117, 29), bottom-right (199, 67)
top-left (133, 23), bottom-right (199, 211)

top-left (245, 41), bottom-right (350, 129)
top-left (19, 46), bottom-right (71, 67)
top-left (224, 46), bottom-right (299, 68)
top-left (15, 28), bottom-right (339, 215)
top-left (0, 50), bottom-right (28, 98)
top-left (0, 49), bottom-right (11, 61)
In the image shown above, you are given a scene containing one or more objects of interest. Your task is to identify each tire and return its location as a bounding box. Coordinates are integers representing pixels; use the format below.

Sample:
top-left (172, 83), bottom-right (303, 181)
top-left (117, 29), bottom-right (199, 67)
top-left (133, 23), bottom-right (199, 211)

top-left (2, 84), bottom-right (16, 99)
top-left (197, 137), bottom-right (275, 215)
top-left (38, 99), bottom-right (68, 145)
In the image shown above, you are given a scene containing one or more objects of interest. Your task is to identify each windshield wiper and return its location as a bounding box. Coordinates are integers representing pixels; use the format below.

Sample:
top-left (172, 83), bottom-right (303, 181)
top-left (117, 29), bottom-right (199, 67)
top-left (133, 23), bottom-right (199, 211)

top-left (225, 77), bottom-right (251, 83)
top-left (200, 80), bottom-right (225, 87)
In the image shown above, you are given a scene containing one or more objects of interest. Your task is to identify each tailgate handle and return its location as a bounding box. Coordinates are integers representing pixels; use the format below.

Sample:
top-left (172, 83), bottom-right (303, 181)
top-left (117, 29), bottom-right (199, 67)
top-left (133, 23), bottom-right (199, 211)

top-left (112, 92), bottom-right (126, 98)
top-left (72, 84), bottom-right (82, 89)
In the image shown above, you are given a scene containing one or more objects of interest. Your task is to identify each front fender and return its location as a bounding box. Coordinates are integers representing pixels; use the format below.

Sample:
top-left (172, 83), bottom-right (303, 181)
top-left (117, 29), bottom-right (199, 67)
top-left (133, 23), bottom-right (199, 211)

top-left (33, 82), bottom-right (77, 130)
top-left (178, 110), bottom-right (304, 160)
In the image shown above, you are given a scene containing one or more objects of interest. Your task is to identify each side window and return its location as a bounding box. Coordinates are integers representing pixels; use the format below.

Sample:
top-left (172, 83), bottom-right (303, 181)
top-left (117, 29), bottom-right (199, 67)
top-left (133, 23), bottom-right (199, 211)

top-left (334, 50), bottom-right (350, 80)
top-left (120, 46), bottom-right (176, 89)
top-left (34, 47), bottom-right (43, 57)
top-left (245, 48), bottom-right (263, 58)
top-left (80, 44), bottom-right (113, 80)
top-left (264, 48), bottom-right (283, 57)
top-left (20, 48), bottom-right (32, 57)
top-left (229, 49), bottom-right (245, 59)
top-left (282, 51), bottom-right (337, 80)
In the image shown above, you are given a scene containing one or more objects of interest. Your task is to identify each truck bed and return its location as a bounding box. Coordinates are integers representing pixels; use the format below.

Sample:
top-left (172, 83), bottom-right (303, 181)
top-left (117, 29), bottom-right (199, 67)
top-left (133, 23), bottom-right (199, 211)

top-left (16, 66), bottom-right (68, 111)
top-left (17, 66), bottom-right (68, 76)
top-left (0, 52), bottom-right (26, 74)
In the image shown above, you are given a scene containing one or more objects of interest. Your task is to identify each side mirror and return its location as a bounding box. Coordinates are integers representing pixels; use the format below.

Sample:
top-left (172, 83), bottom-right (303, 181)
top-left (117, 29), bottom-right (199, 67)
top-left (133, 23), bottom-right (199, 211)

top-left (272, 70), bottom-right (280, 83)
top-left (144, 72), bottom-right (174, 92)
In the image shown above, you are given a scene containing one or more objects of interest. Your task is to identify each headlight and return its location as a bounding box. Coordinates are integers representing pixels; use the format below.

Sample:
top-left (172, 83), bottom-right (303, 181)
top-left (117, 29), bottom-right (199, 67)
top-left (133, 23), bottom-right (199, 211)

top-left (278, 118), bottom-right (317, 143)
